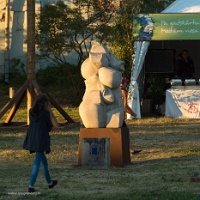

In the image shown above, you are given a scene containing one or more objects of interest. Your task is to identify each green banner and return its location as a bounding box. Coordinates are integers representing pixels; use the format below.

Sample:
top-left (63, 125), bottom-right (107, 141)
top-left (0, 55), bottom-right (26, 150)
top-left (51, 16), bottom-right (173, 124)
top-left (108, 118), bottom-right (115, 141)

top-left (133, 13), bottom-right (200, 41)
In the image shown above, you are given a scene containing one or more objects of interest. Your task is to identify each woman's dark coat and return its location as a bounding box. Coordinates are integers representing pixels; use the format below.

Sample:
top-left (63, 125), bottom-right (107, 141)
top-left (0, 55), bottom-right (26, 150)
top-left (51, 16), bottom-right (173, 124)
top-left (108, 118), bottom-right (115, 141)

top-left (23, 108), bottom-right (53, 152)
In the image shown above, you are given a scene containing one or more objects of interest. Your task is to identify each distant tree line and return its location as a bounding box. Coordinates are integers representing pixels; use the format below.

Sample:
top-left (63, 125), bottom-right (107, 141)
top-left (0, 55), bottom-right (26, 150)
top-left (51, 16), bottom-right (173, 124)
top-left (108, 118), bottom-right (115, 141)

top-left (36, 0), bottom-right (175, 74)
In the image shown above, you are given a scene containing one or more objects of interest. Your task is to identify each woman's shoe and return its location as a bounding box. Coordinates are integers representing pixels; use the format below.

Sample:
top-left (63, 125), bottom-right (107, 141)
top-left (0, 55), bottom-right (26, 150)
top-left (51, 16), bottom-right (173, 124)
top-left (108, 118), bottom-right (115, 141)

top-left (49, 180), bottom-right (58, 189)
top-left (130, 149), bottom-right (142, 155)
top-left (28, 187), bottom-right (35, 193)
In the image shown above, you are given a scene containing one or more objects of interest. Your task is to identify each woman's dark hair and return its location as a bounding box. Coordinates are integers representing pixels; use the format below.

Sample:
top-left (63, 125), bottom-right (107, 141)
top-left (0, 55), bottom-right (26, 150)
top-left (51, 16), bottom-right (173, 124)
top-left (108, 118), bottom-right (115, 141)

top-left (32, 93), bottom-right (49, 114)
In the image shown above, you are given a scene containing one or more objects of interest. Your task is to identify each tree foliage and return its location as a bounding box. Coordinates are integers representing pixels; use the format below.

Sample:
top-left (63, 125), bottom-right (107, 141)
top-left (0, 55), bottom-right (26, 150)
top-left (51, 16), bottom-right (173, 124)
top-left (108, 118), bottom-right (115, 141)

top-left (36, 0), bottom-right (176, 73)
top-left (36, 0), bottom-right (116, 67)
top-left (110, 0), bottom-right (175, 77)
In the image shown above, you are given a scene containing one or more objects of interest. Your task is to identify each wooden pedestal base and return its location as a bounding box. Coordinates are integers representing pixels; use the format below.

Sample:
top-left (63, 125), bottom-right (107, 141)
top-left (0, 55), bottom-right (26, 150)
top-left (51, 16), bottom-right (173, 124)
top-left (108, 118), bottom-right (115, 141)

top-left (78, 127), bottom-right (131, 166)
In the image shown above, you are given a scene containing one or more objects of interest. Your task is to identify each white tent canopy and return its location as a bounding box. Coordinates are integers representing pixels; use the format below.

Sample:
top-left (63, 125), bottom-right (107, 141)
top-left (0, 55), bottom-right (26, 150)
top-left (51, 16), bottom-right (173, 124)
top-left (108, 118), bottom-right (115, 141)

top-left (127, 41), bottom-right (149, 119)
top-left (162, 0), bottom-right (200, 13)
top-left (127, 0), bottom-right (200, 119)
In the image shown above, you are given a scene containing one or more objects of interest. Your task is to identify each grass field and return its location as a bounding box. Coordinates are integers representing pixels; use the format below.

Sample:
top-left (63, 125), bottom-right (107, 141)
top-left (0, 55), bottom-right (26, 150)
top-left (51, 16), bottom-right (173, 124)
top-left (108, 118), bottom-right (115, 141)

top-left (1, 84), bottom-right (200, 199)
top-left (1, 117), bottom-right (200, 199)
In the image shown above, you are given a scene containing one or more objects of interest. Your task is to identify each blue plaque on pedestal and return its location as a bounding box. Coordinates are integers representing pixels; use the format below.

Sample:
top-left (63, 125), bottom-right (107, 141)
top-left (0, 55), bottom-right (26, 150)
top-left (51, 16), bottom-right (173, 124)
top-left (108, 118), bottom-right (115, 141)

top-left (82, 138), bottom-right (110, 167)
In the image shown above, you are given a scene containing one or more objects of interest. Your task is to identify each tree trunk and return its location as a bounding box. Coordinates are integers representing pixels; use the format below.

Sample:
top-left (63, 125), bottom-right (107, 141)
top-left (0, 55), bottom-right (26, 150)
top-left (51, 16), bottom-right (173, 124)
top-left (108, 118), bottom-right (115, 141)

top-left (27, 0), bottom-right (36, 124)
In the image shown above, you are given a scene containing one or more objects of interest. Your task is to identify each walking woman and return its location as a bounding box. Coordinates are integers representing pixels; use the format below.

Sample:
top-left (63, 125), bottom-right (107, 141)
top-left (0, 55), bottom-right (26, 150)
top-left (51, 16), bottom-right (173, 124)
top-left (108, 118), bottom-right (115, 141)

top-left (23, 93), bottom-right (57, 193)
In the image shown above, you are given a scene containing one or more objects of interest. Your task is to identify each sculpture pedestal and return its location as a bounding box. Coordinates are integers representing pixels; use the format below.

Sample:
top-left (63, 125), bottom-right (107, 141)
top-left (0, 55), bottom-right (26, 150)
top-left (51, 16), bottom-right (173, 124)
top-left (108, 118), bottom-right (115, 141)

top-left (78, 127), bottom-right (131, 166)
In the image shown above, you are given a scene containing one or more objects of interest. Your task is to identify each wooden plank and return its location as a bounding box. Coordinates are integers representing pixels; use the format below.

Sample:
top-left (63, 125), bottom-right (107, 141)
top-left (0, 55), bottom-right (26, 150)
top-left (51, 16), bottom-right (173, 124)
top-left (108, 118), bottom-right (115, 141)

top-left (40, 86), bottom-right (75, 123)
top-left (32, 80), bottom-right (42, 95)
top-left (4, 88), bottom-right (26, 124)
top-left (0, 81), bottom-right (28, 119)
top-left (32, 80), bottom-right (59, 127)
top-left (49, 110), bottom-right (59, 128)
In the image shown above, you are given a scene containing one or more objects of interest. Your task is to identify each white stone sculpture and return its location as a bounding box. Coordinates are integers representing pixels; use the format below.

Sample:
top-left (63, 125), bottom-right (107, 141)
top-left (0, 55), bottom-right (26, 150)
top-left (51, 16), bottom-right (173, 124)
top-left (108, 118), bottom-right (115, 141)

top-left (79, 44), bottom-right (125, 128)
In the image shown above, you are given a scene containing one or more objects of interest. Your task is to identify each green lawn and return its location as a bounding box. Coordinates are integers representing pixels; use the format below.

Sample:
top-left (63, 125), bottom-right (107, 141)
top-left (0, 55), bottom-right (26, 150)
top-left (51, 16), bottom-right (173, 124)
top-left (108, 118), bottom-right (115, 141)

top-left (1, 117), bottom-right (200, 199)
top-left (1, 84), bottom-right (200, 199)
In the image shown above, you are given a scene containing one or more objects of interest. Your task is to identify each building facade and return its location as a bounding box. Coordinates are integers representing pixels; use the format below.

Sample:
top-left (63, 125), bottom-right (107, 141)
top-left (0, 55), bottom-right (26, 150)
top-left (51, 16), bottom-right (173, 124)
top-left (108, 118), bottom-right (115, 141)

top-left (0, 0), bottom-right (121, 82)
top-left (0, 0), bottom-right (72, 82)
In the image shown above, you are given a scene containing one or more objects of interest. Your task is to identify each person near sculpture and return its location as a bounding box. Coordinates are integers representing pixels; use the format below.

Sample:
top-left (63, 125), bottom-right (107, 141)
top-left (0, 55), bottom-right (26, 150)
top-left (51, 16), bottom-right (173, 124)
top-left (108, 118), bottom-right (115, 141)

top-left (120, 77), bottom-right (142, 155)
top-left (23, 93), bottom-right (58, 193)
top-left (121, 77), bottom-right (137, 118)
top-left (174, 50), bottom-right (195, 79)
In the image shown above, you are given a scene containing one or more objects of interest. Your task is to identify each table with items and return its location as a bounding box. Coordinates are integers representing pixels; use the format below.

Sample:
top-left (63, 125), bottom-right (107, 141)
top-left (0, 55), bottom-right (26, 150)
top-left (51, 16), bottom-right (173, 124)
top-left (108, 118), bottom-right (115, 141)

top-left (165, 79), bottom-right (200, 118)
